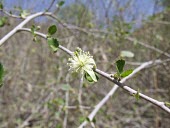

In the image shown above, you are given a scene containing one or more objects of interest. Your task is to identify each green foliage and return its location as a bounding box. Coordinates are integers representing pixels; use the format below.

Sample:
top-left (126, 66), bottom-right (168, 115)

top-left (120, 50), bottom-right (134, 58)
top-left (133, 89), bottom-right (140, 101)
top-left (0, 2), bottom-right (3, 9)
top-left (84, 72), bottom-right (99, 83)
top-left (120, 69), bottom-right (133, 77)
top-left (165, 102), bottom-right (170, 107)
top-left (79, 116), bottom-right (86, 123)
top-left (58, 1), bottom-right (65, 7)
top-left (59, 3), bottom-right (93, 26)
top-left (116, 59), bottom-right (125, 74)
top-left (47, 37), bottom-right (59, 52)
top-left (84, 69), bottom-right (98, 82)
top-left (112, 59), bottom-right (133, 81)
top-left (0, 63), bottom-right (4, 88)
top-left (14, 6), bottom-right (29, 18)
top-left (0, 17), bottom-right (8, 27)
top-left (61, 84), bottom-right (72, 91)
top-left (55, 124), bottom-right (62, 128)
top-left (47, 98), bottom-right (65, 110)
top-left (48, 25), bottom-right (57, 36)
top-left (31, 25), bottom-right (40, 42)
top-left (86, 117), bottom-right (96, 123)
top-left (112, 16), bottom-right (132, 41)
top-left (20, 10), bottom-right (29, 18)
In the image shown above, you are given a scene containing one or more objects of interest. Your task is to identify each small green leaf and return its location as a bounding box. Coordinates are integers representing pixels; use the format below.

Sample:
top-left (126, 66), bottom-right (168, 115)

top-left (84, 72), bottom-right (93, 82)
top-left (116, 59), bottom-right (125, 74)
top-left (61, 84), bottom-right (72, 91)
top-left (0, 17), bottom-right (7, 27)
top-left (120, 69), bottom-right (133, 78)
top-left (47, 37), bottom-right (59, 52)
top-left (0, 19), bottom-right (4, 27)
top-left (0, 63), bottom-right (4, 87)
top-left (52, 98), bottom-right (65, 105)
top-left (84, 70), bottom-right (98, 82)
top-left (134, 89), bottom-right (140, 101)
top-left (92, 118), bottom-right (96, 123)
top-left (165, 102), bottom-right (170, 107)
top-left (86, 117), bottom-right (91, 122)
top-left (48, 25), bottom-right (57, 35)
top-left (79, 116), bottom-right (86, 123)
top-left (31, 25), bottom-right (35, 32)
top-left (20, 10), bottom-right (29, 18)
top-left (58, 1), bottom-right (65, 7)
top-left (120, 50), bottom-right (134, 58)
top-left (0, 2), bottom-right (3, 9)
top-left (56, 124), bottom-right (62, 128)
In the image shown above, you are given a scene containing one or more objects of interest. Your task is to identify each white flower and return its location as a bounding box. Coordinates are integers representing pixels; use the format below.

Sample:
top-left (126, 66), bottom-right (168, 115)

top-left (68, 48), bottom-right (97, 82)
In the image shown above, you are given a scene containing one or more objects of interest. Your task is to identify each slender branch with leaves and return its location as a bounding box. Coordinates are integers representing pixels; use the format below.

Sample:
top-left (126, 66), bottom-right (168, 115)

top-left (0, 1), bottom-right (170, 127)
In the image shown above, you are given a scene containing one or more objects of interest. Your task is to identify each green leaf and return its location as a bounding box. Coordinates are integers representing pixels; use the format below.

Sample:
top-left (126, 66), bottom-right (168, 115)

top-left (56, 124), bottom-right (62, 128)
top-left (48, 25), bottom-right (57, 35)
top-left (0, 63), bottom-right (4, 87)
top-left (84, 72), bottom-right (93, 82)
top-left (84, 70), bottom-right (98, 82)
top-left (47, 37), bottom-right (59, 52)
top-left (165, 102), bottom-right (170, 107)
top-left (134, 89), bottom-right (140, 101)
top-left (86, 117), bottom-right (91, 122)
top-left (92, 118), bottom-right (96, 123)
top-left (79, 116), bottom-right (86, 123)
top-left (116, 59), bottom-right (125, 74)
top-left (120, 50), bottom-right (134, 58)
top-left (0, 19), bottom-right (4, 27)
top-left (120, 69), bottom-right (133, 78)
top-left (31, 25), bottom-right (35, 34)
top-left (0, 17), bottom-right (7, 27)
top-left (20, 10), bottom-right (29, 18)
top-left (0, 2), bottom-right (3, 9)
top-left (61, 84), bottom-right (72, 91)
top-left (58, 1), bottom-right (65, 7)
top-left (52, 98), bottom-right (65, 105)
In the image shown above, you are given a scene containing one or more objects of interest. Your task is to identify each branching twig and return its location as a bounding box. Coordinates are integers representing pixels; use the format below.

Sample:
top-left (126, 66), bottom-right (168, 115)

top-left (78, 60), bottom-right (167, 128)
top-left (0, 9), bottom-right (23, 19)
top-left (15, 28), bottom-right (170, 115)
top-left (45, 0), bottom-right (56, 12)
top-left (0, 12), bottom-right (170, 128)
top-left (126, 37), bottom-right (170, 58)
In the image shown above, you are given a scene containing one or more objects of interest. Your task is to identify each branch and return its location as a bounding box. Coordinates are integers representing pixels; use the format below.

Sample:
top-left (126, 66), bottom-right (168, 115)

top-left (0, 12), bottom-right (170, 127)
top-left (126, 37), bottom-right (170, 58)
top-left (63, 91), bottom-right (69, 128)
top-left (41, 17), bottom-right (170, 58)
top-left (45, 0), bottom-right (56, 12)
top-left (78, 75), bottom-right (85, 114)
top-left (14, 28), bottom-right (170, 115)
top-left (0, 12), bottom-right (44, 46)
top-left (78, 60), bottom-right (168, 127)
top-left (0, 9), bottom-right (23, 19)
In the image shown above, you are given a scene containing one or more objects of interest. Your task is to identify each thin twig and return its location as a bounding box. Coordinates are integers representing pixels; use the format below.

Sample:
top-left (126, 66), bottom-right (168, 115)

top-left (0, 12), bottom-right (169, 120)
top-left (126, 37), bottom-right (170, 58)
top-left (78, 60), bottom-right (165, 128)
top-left (11, 27), bottom-right (170, 115)
top-left (63, 91), bottom-right (69, 128)
top-left (45, 0), bottom-right (56, 12)
top-left (0, 9), bottom-right (23, 19)
top-left (78, 75), bottom-right (85, 114)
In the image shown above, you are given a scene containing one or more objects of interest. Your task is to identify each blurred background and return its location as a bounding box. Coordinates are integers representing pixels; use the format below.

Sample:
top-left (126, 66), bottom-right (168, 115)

top-left (0, 0), bottom-right (170, 127)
